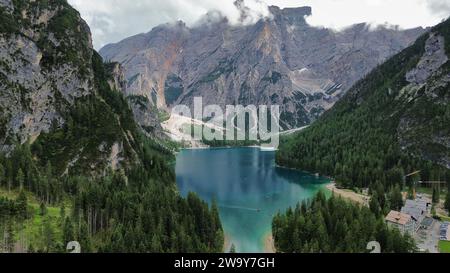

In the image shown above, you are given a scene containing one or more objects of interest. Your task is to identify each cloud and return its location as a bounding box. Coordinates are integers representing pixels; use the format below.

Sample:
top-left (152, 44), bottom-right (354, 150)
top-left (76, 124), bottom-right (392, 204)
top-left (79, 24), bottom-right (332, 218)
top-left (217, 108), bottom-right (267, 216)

top-left (68, 0), bottom-right (450, 50)
top-left (427, 0), bottom-right (450, 16)
top-left (69, 0), bottom-right (271, 49)
top-left (267, 0), bottom-right (449, 30)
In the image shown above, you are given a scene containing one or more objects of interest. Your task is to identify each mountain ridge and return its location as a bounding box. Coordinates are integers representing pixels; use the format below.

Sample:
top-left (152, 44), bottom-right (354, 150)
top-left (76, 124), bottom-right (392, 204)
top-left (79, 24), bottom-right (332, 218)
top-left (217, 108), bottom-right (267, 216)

top-left (100, 5), bottom-right (425, 130)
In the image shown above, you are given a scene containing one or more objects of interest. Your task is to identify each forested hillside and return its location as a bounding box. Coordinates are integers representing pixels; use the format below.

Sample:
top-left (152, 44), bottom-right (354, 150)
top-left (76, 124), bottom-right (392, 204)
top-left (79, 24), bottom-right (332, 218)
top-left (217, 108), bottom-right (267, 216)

top-left (277, 19), bottom-right (450, 190)
top-left (272, 192), bottom-right (416, 253)
top-left (0, 0), bottom-right (223, 253)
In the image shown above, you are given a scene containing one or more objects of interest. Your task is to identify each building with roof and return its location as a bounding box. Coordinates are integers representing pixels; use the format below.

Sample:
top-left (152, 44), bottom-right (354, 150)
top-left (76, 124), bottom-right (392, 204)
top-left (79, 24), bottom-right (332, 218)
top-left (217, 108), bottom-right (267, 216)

top-left (400, 195), bottom-right (431, 231)
top-left (385, 210), bottom-right (416, 235)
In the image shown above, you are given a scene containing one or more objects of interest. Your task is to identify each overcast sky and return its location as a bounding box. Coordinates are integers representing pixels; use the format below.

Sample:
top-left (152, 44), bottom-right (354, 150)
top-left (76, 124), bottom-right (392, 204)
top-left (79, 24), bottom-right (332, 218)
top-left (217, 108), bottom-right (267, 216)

top-left (68, 0), bottom-right (450, 50)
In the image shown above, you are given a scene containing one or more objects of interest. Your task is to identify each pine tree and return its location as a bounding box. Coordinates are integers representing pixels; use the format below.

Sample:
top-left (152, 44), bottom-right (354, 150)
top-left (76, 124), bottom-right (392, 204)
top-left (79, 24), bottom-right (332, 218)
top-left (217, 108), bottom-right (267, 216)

top-left (6, 221), bottom-right (15, 253)
top-left (151, 234), bottom-right (162, 253)
top-left (6, 161), bottom-right (12, 192)
top-left (78, 220), bottom-right (91, 253)
top-left (389, 185), bottom-right (403, 211)
top-left (28, 243), bottom-right (35, 253)
top-left (63, 217), bottom-right (74, 245)
top-left (16, 191), bottom-right (28, 219)
top-left (43, 218), bottom-right (55, 252)
top-left (0, 163), bottom-right (4, 187)
top-left (60, 204), bottom-right (66, 223)
top-left (370, 193), bottom-right (381, 217)
top-left (229, 244), bottom-right (236, 253)
top-left (40, 202), bottom-right (47, 216)
top-left (445, 191), bottom-right (450, 216)
top-left (432, 188), bottom-right (440, 204)
top-left (16, 168), bottom-right (24, 190)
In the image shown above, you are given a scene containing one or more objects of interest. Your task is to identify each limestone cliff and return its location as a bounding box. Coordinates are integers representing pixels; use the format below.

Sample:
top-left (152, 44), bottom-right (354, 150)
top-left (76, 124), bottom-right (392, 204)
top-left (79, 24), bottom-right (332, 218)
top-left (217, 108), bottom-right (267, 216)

top-left (0, 0), bottom-right (148, 174)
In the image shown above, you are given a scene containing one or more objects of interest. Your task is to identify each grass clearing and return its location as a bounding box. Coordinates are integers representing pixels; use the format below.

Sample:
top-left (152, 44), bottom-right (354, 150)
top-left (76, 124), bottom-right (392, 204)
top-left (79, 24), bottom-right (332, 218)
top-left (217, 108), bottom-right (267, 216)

top-left (415, 186), bottom-right (447, 197)
top-left (0, 187), bottom-right (67, 251)
top-left (439, 241), bottom-right (450, 253)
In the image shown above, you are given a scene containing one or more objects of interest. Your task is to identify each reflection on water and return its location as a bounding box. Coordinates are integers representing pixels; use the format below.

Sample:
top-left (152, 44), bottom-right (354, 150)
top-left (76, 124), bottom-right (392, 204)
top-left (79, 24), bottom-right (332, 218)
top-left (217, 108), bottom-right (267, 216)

top-left (176, 147), bottom-right (329, 253)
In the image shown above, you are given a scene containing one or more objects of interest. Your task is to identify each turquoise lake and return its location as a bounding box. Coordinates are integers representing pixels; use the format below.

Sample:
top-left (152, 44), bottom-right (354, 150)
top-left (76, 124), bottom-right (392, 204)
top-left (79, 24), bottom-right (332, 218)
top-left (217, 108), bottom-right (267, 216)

top-left (175, 147), bottom-right (330, 253)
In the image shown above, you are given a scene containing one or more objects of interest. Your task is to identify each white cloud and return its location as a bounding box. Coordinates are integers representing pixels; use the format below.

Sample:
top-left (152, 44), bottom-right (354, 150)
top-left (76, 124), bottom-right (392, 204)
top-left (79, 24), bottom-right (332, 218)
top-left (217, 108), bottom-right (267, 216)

top-left (269, 0), bottom-right (449, 31)
top-left (68, 0), bottom-right (450, 50)
top-left (69, 0), bottom-right (271, 49)
top-left (427, 0), bottom-right (450, 17)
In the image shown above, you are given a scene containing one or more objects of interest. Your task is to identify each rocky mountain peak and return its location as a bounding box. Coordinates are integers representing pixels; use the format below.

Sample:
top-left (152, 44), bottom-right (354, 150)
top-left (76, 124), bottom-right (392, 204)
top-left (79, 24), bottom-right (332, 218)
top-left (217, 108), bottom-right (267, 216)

top-left (100, 5), bottom-right (425, 130)
top-left (269, 6), bottom-right (311, 26)
top-left (270, 6), bottom-right (312, 18)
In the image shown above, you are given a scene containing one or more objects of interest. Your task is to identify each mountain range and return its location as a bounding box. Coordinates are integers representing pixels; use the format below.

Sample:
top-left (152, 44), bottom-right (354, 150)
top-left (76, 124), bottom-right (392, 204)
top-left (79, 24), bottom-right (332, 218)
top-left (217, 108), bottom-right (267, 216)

top-left (100, 5), bottom-right (425, 130)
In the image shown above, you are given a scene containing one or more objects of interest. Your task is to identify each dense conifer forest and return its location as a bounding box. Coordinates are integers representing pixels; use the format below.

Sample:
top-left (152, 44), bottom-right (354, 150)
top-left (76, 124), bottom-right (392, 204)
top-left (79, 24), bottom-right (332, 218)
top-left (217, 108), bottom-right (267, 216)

top-left (272, 192), bottom-right (417, 253)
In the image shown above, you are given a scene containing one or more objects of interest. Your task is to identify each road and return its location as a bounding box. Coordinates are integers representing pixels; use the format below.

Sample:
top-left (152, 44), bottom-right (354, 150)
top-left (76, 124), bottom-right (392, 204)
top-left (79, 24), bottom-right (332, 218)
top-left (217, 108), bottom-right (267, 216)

top-left (415, 220), bottom-right (440, 253)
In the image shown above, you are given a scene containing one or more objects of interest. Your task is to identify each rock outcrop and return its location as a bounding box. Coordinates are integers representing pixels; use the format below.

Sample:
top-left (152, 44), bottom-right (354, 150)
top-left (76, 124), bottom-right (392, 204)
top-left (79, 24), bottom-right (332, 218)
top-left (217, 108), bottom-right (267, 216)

top-left (0, 0), bottom-right (93, 151)
top-left (406, 33), bottom-right (448, 85)
top-left (399, 32), bottom-right (450, 168)
top-left (104, 62), bottom-right (165, 139)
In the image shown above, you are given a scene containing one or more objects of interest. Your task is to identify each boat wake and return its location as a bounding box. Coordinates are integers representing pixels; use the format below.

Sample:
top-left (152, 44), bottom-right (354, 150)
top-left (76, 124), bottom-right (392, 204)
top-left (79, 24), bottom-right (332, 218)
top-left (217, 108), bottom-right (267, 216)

top-left (219, 205), bottom-right (261, 212)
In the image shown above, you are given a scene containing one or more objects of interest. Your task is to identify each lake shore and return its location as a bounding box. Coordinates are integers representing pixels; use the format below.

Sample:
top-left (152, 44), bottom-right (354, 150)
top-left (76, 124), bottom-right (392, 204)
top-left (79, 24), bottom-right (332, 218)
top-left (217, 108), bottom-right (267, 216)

top-left (182, 145), bottom-right (263, 151)
top-left (263, 232), bottom-right (276, 253)
top-left (223, 233), bottom-right (231, 253)
top-left (177, 147), bottom-right (329, 253)
top-left (325, 183), bottom-right (369, 206)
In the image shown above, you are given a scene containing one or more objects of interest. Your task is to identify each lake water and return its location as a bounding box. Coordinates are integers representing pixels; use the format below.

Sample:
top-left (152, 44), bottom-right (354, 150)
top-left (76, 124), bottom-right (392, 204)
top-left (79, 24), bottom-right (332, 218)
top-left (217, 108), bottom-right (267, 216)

top-left (175, 147), bottom-right (329, 253)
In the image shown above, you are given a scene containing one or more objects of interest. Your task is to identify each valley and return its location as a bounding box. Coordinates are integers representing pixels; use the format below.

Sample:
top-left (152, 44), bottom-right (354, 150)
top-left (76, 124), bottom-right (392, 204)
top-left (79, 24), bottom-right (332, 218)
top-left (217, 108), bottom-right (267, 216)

top-left (0, 0), bottom-right (449, 256)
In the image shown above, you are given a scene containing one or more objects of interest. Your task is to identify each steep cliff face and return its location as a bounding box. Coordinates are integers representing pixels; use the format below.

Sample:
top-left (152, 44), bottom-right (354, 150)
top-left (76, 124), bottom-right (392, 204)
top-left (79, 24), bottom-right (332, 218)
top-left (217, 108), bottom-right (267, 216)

top-left (100, 6), bottom-right (425, 129)
top-left (397, 31), bottom-right (450, 168)
top-left (0, 0), bottom-right (93, 150)
top-left (104, 62), bottom-right (165, 139)
top-left (0, 0), bottom-right (144, 174)
top-left (105, 62), bottom-right (127, 93)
